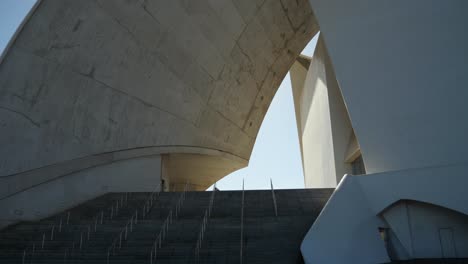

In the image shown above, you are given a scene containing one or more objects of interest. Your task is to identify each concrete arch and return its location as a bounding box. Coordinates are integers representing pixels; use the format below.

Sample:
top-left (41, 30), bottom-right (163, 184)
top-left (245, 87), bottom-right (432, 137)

top-left (0, 0), bottom-right (317, 181)
top-left (0, 0), bottom-right (318, 226)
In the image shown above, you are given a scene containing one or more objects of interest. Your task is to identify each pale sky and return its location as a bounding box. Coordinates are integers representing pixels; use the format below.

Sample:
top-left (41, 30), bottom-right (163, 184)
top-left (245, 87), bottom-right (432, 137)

top-left (0, 1), bottom-right (319, 191)
top-left (210, 35), bottom-right (319, 190)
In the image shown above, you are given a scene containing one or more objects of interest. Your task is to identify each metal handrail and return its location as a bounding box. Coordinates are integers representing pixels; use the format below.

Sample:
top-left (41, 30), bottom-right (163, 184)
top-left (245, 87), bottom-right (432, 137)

top-left (194, 182), bottom-right (217, 262)
top-left (149, 182), bottom-right (189, 264)
top-left (240, 179), bottom-right (244, 264)
top-left (23, 191), bottom-right (129, 263)
top-left (270, 179), bottom-right (278, 217)
top-left (107, 184), bottom-right (161, 263)
top-left (73, 192), bottom-right (130, 254)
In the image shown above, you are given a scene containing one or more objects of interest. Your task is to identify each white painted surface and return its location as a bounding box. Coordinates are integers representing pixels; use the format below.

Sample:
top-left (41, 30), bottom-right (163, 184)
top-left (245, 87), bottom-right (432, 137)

top-left (383, 200), bottom-right (468, 259)
top-left (308, 0), bottom-right (468, 173)
top-left (301, 174), bottom-right (390, 264)
top-left (290, 37), bottom-right (356, 188)
top-left (0, 155), bottom-right (161, 229)
top-left (301, 163), bottom-right (468, 264)
top-left (300, 61), bottom-right (336, 187)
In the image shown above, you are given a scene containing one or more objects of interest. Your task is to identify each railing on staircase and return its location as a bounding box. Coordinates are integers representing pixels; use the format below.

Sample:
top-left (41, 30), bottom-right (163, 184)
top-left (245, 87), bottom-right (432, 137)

top-left (149, 182), bottom-right (189, 264)
top-left (65, 192), bottom-right (130, 263)
top-left (240, 179), bottom-right (245, 264)
top-left (106, 184), bottom-right (162, 264)
top-left (193, 182), bottom-right (217, 263)
top-left (270, 178), bottom-right (278, 217)
top-left (22, 192), bottom-right (129, 264)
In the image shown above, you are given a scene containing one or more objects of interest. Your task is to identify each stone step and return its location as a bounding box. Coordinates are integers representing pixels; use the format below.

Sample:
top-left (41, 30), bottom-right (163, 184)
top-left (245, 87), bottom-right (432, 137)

top-left (0, 189), bottom-right (333, 264)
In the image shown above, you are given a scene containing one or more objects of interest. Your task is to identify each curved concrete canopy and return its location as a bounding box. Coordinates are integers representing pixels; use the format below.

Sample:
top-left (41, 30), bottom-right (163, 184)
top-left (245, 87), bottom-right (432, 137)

top-left (0, 0), bottom-right (318, 189)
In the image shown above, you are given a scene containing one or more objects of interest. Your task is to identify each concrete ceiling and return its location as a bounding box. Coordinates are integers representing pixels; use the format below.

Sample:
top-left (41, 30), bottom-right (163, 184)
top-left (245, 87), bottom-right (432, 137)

top-left (0, 0), bottom-right (318, 186)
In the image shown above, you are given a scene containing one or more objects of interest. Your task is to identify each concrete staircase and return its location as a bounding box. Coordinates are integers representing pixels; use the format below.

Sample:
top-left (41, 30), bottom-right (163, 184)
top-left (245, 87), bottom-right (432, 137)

top-left (0, 189), bottom-right (333, 263)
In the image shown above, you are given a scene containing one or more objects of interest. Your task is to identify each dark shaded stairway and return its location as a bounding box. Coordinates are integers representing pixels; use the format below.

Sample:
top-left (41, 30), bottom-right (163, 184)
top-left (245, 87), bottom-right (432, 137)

top-left (0, 189), bottom-right (334, 263)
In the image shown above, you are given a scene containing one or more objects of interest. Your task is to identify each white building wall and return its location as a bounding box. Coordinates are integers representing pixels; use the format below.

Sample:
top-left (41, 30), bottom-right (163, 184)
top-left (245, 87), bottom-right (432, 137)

top-left (300, 54), bottom-right (336, 187)
top-left (308, 0), bottom-right (468, 173)
top-left (301, 163), bottom-right (468, 264)
top-left (383, 201), bottom-right (468, 259)
top-left (290, 37), bottom-right (356, 188)
top-left (0, 155), bottom-right (161, 229)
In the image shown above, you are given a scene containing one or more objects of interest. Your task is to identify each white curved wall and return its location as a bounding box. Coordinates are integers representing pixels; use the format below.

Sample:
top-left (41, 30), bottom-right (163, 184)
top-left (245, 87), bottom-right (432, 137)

top-left (290, 39), bottom-right (357, 188)
top-left (0, 155), bottom-right (161, 229)
top-left (308, 0), bottom-right (468, 173)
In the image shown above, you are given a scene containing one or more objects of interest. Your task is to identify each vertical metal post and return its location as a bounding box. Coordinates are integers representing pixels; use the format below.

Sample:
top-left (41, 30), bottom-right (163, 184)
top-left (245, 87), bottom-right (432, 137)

top-left (66, 212), bottom-right (70, 225)
top-left (50, 225), bottom-right (55, 240)
top-left (31, 243), bottom-right (35, 264)
top-left (22, 250), bottom-right (26, 264)
top-left (41, 233), bottom-right (45, 249)
top-left (79, 233), bottom-right (83, 250)
top-left (270, 179), bottom-right (278, 217)
top-left (240, 179), bottom-right (244, 264)
top-left (154, 242), bottom-right (157, 260)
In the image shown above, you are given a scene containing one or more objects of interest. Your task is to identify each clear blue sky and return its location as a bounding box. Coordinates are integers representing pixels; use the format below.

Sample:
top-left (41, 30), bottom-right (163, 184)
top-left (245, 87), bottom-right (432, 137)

top-left (211, 35), bottom-right (319, 190)
top-left (0, 1), bottom-right (319, 190)
top-left (0, 0), bottom-right (36, 56)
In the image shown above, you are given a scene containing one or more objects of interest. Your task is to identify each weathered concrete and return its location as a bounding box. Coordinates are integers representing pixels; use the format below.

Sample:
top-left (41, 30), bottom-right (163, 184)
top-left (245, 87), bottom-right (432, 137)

top-left (0, 0), bottom-right (317, 179)
top-left (0, 0), bottom-right (318, 226)
top-left (0, 155), bottom-right (162, 229)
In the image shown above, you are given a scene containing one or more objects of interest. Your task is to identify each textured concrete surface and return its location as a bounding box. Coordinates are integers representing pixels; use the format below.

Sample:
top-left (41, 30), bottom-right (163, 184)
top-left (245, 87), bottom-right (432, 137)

top-left (0, 155), bottom-right (162, 229)
top-left (0, 0), bottom-right (318, 182)
top-left (0, 0), bottom-right (318, 229)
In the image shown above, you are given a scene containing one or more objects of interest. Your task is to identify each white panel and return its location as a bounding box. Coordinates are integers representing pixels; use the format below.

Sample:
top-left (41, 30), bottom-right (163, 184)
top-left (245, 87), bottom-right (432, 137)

top-left (308, 0), bottom-right (468, 173)
top-left (382, 202), bottom-right (413, 259)
top-left (0, 155), bottom-right (161, 228)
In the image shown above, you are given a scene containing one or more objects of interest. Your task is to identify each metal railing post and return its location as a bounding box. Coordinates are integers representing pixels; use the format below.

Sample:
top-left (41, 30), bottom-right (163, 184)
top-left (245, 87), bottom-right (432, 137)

top-left (50, 225), bottom-right (55, 240)
top-left (240, 179), bottom-right (244, 264)
top-left (270, 179), bottom-right (278, 217)
top-left (41, 233), bottom-right (45, 249)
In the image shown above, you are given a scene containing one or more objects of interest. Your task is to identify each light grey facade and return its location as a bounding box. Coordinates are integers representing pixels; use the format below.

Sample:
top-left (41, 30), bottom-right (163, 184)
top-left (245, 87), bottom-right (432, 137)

top-left (0, 0), bottom-right (316, 227)
top-left (0, 0), bottom-right (467, 263)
